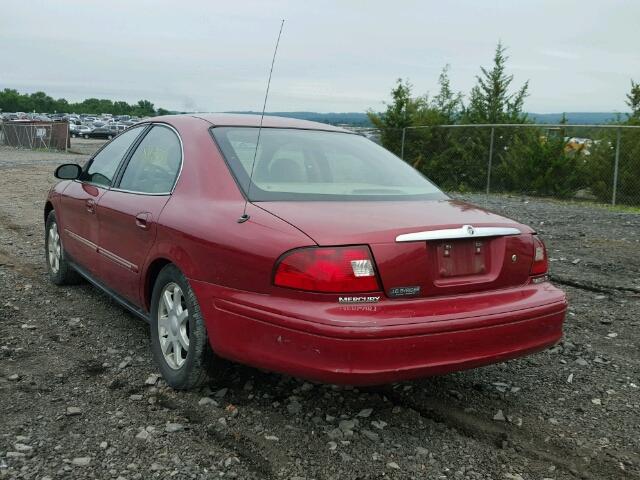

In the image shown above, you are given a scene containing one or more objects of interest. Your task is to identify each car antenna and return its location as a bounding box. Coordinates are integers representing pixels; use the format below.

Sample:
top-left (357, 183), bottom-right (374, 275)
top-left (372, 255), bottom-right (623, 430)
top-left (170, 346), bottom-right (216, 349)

top-left (238, 19), bottom-right (285, 223)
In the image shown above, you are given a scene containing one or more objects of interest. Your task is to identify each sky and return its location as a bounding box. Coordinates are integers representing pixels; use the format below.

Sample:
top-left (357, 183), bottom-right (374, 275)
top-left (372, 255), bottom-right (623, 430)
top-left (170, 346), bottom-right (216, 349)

top-left (1, 0), bottom-right (638, 114)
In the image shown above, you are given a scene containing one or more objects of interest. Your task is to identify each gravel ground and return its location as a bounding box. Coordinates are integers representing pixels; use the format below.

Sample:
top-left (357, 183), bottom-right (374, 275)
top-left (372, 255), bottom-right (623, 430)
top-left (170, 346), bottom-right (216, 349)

top-left (1, 144), bottom-right (639, 480)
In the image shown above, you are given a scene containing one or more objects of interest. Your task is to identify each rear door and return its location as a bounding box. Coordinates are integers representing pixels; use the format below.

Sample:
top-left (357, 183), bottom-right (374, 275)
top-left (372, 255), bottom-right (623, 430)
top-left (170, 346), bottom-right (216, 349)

top-left (96, 124), bottom-right (182, 305)
top-left (59, 125), bottom-right (147, 276)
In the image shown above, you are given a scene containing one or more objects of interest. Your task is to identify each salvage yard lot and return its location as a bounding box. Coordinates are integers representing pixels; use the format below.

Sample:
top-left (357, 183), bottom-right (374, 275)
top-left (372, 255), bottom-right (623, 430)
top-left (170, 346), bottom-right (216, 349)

top-left (0, 143), bottom-right (639, 480)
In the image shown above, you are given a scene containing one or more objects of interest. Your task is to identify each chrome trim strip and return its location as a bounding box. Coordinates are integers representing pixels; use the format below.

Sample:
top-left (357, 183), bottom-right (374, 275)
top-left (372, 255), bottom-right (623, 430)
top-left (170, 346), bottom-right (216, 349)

top-left (64, 228), bottom-right (138, 272)
top-left (108, 188), bottom-right (171, 196)
top-left (97, 247), bottom-right (138, 273)
top-left (395, 225), bottom-right (521, 242)
top-left (64, 228), bottom-right (97, 250)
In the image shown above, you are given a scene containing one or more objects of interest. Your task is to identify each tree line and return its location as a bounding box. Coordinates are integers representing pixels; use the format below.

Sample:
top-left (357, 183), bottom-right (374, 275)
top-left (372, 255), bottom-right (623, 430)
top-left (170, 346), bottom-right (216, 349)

top-left (368, 42), bottom-right (640, 206)
top-left (0, 89), bottom-right (170, 117)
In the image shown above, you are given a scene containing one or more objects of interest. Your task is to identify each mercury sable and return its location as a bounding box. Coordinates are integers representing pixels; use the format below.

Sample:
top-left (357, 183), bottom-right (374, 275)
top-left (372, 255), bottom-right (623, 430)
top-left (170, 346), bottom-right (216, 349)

top-left (44, 114), bottom-right (567, 389)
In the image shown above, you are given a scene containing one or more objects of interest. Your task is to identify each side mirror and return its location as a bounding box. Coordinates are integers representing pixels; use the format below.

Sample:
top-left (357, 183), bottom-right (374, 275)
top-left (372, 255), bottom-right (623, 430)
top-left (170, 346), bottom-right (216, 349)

top-left (55, 163), bottom-right (82, 180)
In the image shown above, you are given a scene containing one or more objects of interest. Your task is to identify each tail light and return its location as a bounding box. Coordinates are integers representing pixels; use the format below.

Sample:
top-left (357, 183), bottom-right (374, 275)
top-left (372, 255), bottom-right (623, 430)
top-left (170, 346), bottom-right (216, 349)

top-left (274, 246), bottom-right (380, 293)
top-left (530, 235), bottom-right (548, 276)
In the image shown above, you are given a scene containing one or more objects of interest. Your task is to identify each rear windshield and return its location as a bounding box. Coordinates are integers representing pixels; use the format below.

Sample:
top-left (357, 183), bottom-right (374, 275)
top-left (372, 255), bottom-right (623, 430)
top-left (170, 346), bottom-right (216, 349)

top-left (211, 127), bottom-right (447, 201)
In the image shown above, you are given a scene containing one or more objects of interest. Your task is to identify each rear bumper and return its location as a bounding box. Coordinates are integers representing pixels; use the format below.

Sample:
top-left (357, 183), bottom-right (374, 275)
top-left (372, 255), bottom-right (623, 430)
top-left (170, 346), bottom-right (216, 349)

top-left (191, 280), bottom-right (567, 385)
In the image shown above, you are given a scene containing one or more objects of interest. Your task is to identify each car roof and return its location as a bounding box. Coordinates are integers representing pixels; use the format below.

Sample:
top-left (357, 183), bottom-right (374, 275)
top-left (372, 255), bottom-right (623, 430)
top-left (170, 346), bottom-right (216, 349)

top-left (146, 113), bottom-right (350, 133)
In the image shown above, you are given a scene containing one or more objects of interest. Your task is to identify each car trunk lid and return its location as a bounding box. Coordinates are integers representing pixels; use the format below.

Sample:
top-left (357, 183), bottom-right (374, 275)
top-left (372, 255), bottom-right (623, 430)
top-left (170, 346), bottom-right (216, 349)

top-left (258, 199), bottom-right (536, 297)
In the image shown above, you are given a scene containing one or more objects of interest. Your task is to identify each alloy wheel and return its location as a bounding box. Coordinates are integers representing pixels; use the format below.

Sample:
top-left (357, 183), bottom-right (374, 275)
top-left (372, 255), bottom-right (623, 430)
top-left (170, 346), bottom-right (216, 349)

top-left (47, 223), bottom-right (61, 274)
top-left (157, 282), bottom-right (189, 369)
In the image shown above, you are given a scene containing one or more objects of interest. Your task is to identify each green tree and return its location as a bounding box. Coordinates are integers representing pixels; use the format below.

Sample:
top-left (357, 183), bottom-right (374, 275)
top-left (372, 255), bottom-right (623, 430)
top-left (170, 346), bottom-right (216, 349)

top-left (0, 88), bottom-right (166, 117)
top-left (459, 42), bottom-right (531, 192)
top-left (367, 79), bottom-right (416, 155)
top-left (496, 131), bottom-right (586, 197)
top-left (432, 65), bottom-right (463, 122)
top-left (0, 89), bottom-right (24, 112)
top-left (368, 68), bottom-right (463, 160)
top-left (368, 42), bottom-right (640, 204)
top-left (56, 98), bottom-right (69, 113)
top-left (29, 91), bottom-right (58, 112)
top-left (626, 80), bottom-right (640, 119)
top-left (112, 101), bottom-right (130, 116)
top-left (134, 100), bottom-right (156, 117)
top-left (463, 42), bottom-right (529, 124)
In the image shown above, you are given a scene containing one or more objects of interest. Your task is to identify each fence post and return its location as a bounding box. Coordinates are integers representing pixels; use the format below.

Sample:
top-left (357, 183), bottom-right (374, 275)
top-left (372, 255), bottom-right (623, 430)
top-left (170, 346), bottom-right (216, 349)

top-left (611, 128), bottom-right (621, 206)
top-left (486, 126), bottom-right (495, 195)
top-left (400, 127), bottom-right (406, 160)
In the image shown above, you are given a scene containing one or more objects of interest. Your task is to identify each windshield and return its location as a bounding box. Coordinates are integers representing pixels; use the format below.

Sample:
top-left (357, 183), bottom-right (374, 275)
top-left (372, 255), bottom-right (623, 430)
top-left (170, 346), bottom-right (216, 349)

top-left (211, 127), bottom-right (447, 201)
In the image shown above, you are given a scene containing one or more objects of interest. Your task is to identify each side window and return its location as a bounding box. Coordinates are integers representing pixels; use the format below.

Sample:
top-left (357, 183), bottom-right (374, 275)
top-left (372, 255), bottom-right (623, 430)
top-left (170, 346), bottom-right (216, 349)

top-left (118, 125), bottom-right (182, 194)
top-left (80, 126), bottom-right (145, 187)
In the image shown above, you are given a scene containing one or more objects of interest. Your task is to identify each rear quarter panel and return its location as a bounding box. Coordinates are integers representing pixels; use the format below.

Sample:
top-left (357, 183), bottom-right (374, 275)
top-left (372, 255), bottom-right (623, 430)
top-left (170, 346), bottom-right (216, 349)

top-left (142, 117), bottom-right (316, 298)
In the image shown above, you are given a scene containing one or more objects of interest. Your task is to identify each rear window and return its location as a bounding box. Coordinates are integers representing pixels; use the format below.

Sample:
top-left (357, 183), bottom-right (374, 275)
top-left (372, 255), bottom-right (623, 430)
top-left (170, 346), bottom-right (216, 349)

top-left (211, 127), bottom-right (447, 201)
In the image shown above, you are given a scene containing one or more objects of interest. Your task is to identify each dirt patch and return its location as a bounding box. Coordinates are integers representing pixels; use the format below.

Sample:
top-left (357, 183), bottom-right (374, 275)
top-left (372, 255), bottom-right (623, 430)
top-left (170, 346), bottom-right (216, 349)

top-left (0, 147), bottom-right (638, 479)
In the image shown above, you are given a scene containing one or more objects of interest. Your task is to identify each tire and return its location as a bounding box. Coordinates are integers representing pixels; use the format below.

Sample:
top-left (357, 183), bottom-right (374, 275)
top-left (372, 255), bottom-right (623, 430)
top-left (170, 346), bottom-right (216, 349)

top-left (71, 133), bottom-right (77, 138)
top-left (83, 134), bottom-right (89, 139)
top-left (149, 264), bottom-right (214, 389)
top-left (107, 135), bottom-right (113, 140)
top-left (45, 211), bottom-right (81, 285)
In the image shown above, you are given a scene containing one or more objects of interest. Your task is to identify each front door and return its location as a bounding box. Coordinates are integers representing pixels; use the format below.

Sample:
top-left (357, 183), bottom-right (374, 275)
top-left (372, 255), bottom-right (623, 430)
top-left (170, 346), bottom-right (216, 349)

top-left (59, 125), bottom-right (147, 275)
top-left (58, 181), bottom-right (105, 276)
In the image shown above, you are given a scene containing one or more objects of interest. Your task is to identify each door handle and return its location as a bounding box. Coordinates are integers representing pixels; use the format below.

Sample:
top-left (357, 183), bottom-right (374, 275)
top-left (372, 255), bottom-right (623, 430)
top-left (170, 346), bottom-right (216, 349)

top-left (86, 199), bottom-right (96, 214)
top-left (135, 212), bottom-right (151, 230)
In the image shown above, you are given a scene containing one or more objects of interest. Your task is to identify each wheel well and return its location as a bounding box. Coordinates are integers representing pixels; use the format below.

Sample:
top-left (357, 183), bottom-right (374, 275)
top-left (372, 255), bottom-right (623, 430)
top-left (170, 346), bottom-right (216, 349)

top-left (44, 201), bottom-right (54, 224)
top-left (145, 258), bottom-right (172, 310)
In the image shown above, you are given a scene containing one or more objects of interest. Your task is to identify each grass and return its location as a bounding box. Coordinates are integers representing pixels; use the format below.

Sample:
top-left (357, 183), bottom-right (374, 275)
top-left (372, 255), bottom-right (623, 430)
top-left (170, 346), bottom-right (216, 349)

top-left (531, 195), bottom-right (640, 214)
top-left (597, 203), bottom-right (640, 214)
top-left (453, 191), bottom-right (640, 214)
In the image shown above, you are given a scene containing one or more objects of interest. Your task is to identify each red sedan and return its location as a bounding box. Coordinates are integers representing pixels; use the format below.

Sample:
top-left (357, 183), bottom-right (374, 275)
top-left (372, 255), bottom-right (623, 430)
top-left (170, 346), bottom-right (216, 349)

top-left (45, 114), bottom-right (567, 389)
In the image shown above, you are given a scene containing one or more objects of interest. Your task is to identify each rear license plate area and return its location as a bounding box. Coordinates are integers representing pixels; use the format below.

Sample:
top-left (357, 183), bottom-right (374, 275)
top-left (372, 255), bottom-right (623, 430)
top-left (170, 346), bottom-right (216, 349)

top-left (436, 239), bottom-right (487, 277)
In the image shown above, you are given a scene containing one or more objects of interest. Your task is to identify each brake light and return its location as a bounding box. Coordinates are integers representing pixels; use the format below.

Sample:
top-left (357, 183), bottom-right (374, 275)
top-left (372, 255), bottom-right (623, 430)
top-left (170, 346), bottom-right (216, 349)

top-left (274, 246), bottom-right (380, 293)
top-left (530, 236), bottom-right (548, 275)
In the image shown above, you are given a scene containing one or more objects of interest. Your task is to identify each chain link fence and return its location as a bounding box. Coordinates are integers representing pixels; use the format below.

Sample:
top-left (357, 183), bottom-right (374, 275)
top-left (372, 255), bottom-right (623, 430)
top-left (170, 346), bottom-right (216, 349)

top-left (364, 124), bottom-right (640, 207)
top-left (0, 121), bottom-right (70, 151)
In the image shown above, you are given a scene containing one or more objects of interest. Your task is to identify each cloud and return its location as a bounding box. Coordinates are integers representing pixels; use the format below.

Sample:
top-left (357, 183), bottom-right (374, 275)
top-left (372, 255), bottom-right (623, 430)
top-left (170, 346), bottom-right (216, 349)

top-left (2, 0), bottom-right (638, 112)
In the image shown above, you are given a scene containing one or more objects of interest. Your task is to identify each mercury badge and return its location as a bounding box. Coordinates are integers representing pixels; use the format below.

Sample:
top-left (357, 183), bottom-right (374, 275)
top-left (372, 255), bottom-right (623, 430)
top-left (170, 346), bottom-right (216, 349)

top-left (338, 296), bottom-right (380, 304)
top-left (466, 225), bottom-right (475, 235)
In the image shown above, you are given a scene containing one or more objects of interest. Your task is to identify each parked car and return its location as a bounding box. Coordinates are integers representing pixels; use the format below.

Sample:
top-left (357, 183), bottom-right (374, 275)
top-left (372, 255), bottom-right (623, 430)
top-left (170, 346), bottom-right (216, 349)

top-left (86, 126), bottom-right (111, 139)
top-left (45, 114), bottom-right (567, 390)
top-left (87, 124), bottom-right (126, 139)
top-left (71, 125), bottom-right (93, 138)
